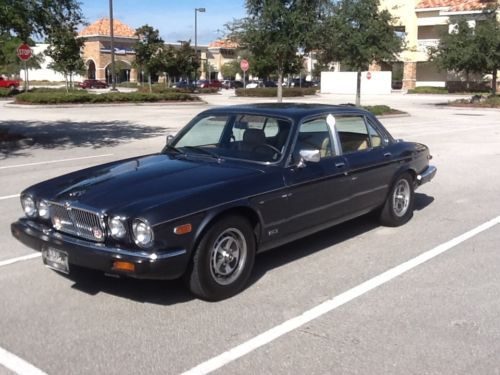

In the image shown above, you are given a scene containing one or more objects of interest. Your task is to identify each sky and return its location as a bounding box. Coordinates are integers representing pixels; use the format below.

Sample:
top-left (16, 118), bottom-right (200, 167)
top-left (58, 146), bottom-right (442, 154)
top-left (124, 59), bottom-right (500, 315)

top-left (80, 0), bottom-right (247, 45)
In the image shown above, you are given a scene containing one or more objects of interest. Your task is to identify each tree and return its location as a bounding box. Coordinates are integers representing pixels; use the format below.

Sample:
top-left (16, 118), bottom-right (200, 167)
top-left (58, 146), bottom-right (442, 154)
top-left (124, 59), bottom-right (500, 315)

top-left (430, 6), bottom-right (499, 95)
top-left (229, 0), bottom-right (327, 102)
top-left (0, 0), bottom-right (84, 41)
top-left (221, 60), bottom-right (240, 80)
top-left (175, 41), bottom-right (199, 82)
top-left (472, 9), bottom-right (499, 95)
top-left (134, 25), bottom-right (166, 92)
top-left (318, 0), bottom-right (403, 105)
top-left (1, 0), bottom-right (84, 85)
top-left (0, 33), bottom-right (42, 75)
top-left (45, 27), bottom-right (85, 91)
top-left (429, 18), bottom-right (478, 91)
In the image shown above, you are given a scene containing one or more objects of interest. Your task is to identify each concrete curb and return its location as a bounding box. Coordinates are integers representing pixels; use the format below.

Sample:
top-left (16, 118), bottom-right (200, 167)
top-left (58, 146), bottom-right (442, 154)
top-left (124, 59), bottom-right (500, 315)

top-left (3, 100), bottom-right (208, 109)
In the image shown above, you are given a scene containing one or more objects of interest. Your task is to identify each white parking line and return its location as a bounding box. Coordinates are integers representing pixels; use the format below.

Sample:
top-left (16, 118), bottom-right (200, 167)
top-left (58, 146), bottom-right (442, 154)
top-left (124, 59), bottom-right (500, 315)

top-left (0, 153), bottom-right (114, 170)
top-left (0, 253), bottom-right (41, 268)
top-left (0, 346), bottom-right (48, 375)
top-left (0, 194), bottom-right (20, 201)
top-left (182, 215), bottom-right (500, 375)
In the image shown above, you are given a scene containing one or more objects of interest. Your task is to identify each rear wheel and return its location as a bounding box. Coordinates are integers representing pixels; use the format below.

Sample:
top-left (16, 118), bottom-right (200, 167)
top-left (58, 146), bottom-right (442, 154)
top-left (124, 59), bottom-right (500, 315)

top-left (380, 172), bottom-right (414, 227)
top-left (185, 215), bottom-right (256, 301)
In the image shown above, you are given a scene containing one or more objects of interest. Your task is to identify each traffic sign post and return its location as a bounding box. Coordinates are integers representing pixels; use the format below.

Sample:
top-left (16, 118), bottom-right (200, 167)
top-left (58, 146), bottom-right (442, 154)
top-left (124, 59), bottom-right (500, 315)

top-left (17, 43), bottom-right (33, 92)
top-left (240, 59), bottom-right (249, 95)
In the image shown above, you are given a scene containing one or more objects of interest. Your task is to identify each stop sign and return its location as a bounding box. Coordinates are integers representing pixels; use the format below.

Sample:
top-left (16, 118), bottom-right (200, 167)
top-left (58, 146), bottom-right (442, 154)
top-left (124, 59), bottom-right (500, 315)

top-left (240, 59), bottom-right (249, 72)
top-left (17, 43), bottom-right (33, 61)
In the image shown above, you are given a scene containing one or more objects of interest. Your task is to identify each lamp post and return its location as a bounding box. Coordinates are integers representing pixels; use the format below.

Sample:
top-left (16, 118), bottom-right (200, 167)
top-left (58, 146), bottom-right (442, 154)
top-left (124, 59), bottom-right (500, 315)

top-left (109, 0), bottom-right (117, 91)
top-left (194, 7), bottom-right (206, 84)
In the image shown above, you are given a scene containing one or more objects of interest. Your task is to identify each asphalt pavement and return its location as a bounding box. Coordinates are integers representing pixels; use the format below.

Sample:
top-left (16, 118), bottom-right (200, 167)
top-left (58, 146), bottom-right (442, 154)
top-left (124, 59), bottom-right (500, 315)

top-left (0, 91), bottom-right (499, 375)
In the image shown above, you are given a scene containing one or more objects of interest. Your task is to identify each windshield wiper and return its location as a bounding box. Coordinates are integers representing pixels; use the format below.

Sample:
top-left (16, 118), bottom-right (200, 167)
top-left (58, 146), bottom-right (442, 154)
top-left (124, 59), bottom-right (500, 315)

top-left (183, 146), bottom-right (221, 159)
top-left (162, 144), bottom-right (184, 155)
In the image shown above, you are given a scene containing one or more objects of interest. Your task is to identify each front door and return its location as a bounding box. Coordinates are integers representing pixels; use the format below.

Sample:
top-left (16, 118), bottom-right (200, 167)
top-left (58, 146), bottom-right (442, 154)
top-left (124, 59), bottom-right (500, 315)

top-left (283, 116), bottom-right (351, 236)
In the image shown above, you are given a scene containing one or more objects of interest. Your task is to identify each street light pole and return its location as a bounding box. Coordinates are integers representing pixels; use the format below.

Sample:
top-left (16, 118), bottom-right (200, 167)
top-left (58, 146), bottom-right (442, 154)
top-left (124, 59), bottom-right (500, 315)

top-left (194, 7), bottom-right (206, 84)
top-left (109, 0), bottom-right (117, 91)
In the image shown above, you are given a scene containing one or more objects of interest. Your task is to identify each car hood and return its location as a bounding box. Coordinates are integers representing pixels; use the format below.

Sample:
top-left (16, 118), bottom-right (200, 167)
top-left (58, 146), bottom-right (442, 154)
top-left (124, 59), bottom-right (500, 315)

top-left (28, 154), bottom-right (265, 214)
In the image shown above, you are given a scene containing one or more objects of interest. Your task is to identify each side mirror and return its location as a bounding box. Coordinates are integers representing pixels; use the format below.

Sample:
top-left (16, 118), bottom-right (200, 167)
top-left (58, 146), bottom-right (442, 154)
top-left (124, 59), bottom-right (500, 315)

top-left (166, 134), bottom-right (174, 146)
top-left (297, 149), bottom-right (321, 168)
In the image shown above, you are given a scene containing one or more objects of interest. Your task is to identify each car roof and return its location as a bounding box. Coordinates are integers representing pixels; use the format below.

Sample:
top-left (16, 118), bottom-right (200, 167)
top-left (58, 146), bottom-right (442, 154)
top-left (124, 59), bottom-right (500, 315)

top-left (202, 103), bottom-right (371, 121)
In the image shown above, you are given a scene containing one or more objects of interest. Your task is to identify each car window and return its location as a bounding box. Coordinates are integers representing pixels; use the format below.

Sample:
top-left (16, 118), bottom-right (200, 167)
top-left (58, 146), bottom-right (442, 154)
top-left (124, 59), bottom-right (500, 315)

top-left (295, 117), bottom-right (334, 159)
top-left (172, 114), bottom-right (291, 163)
top-left (335, 116), bottom-right (371, 153)
top-left (175, 116), bottom-right (229, 147)
top-left (367, 121), bottom-right (383, 148)
top-left (232, 115), bottom-right (279, 141)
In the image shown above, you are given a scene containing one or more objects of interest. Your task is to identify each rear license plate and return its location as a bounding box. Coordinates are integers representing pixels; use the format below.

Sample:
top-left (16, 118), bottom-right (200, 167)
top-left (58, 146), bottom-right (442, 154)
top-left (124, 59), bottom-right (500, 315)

top-left (42, 247), bottom-right (69, 274)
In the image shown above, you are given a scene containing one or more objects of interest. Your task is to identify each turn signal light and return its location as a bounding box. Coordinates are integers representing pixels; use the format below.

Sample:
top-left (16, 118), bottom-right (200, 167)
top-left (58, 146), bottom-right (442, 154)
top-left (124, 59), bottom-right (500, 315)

top-left (113, 261), bottom-right (135, 272)
top-left (174, 224), bottom-right (192, 235)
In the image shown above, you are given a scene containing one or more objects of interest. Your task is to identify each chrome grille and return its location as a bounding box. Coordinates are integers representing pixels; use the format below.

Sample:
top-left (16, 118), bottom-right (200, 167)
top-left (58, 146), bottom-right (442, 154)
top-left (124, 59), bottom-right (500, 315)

top-left (50, 202), bottom-right (105, 242)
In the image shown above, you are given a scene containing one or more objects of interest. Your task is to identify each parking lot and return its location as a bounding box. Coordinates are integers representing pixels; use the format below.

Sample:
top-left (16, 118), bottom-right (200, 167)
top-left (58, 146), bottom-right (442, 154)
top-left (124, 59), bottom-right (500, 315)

top-left (1, 92), bottom-right (499, 375)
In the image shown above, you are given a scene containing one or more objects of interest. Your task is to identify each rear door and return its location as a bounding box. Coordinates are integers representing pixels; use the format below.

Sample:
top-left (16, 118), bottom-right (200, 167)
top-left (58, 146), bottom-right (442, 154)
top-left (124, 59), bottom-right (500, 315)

top-left (334, 115), bottom-right (395, 213)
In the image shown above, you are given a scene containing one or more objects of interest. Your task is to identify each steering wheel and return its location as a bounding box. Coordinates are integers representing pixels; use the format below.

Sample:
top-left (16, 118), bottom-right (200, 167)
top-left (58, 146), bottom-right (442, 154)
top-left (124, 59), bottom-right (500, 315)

top-left (252, 143), bottom-right (282, 157)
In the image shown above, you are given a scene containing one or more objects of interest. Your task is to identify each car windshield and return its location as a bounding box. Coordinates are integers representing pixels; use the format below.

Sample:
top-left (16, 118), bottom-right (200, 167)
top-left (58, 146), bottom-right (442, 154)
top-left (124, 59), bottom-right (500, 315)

top-left (170, 114), bottom-right (292, 163)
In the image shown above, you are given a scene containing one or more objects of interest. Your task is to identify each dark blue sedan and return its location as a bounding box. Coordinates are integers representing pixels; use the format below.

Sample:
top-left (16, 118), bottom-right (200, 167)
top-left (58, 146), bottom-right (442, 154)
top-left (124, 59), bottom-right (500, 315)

top-left (11, 104), bottom-right (436, 301)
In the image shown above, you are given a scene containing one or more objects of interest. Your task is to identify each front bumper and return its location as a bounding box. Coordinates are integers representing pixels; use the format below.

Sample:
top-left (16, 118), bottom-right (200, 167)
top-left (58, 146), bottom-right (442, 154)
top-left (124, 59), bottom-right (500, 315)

top-left (416, 165), bottom-right (437, 187)
top-left (11, 219), bottom-right (189, 280)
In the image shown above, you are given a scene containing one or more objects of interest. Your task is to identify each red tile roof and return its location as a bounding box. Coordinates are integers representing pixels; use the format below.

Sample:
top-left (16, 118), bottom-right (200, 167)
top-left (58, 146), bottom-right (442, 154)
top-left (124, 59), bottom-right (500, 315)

top-left (208, 39), bottom-right (239, 49)
top-left (416, 0), bottom-right (496, 11)
top-left (79, 18), bottom-right (137, 38)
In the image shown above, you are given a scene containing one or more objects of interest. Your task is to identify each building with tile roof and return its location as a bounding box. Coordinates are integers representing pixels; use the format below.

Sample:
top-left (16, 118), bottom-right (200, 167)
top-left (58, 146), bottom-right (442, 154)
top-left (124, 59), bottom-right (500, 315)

top-left (78, 18), bottom-right (139, 82)
top-left (378, 0), bottom-right (498, 90)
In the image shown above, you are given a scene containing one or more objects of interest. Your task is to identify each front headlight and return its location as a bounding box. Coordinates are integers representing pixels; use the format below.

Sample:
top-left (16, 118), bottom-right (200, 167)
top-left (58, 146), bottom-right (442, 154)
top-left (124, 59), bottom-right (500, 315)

top-left (109, 216), bottom-right (127, 239)
top-left (132, 219), bottom-right (154, 248)
top-left (38, 200), bottom-right (50, 219)
top-left (21, 195), bottom-right (37, 218)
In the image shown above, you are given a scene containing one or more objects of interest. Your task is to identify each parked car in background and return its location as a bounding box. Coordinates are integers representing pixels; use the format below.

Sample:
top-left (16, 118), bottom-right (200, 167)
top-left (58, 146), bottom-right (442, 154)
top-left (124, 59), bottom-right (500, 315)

top-left (246, 80), bottom-right (278, 89)
top-left (245, 80), bottom-right (260, 89)
top-left (288, 78), bottom-right (314, 88)
top-left (78, 79), bottom-right (108, 89)
top-left (0, 76), bottom-right (21, 89)
top-left (11, 104), bottom-right (436, 301)
top-left (196, 80), bottom-right (222, 89)
top-left (172, 80), bottom-right (196, 90)
top-left (222, 80), bottom-right (244, 89)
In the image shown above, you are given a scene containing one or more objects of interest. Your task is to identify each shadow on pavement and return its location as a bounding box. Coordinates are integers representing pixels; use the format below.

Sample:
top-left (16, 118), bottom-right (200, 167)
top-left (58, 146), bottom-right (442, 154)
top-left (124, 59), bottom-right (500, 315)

top-left (0, 120), bottom-right (167, 160)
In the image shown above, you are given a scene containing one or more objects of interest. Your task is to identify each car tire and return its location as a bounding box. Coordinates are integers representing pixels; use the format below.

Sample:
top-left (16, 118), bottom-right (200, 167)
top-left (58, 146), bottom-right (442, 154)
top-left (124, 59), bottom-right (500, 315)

top-left (379, 172), bottom-right (415, 227)
top-left (185, 215), bottom-right (256, 301)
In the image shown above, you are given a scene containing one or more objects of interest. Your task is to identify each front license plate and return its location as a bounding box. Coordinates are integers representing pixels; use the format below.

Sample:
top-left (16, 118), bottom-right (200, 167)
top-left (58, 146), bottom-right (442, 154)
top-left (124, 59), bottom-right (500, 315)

top-left (42, 247), bottom-right (69, 274)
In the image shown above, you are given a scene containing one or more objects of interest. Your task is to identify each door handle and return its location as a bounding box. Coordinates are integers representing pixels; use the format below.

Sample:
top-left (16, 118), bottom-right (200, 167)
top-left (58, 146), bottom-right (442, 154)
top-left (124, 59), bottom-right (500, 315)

top-left (384, 152), bottom-right (392, 158)
top-left (335, 162), bottom-right (345, 168)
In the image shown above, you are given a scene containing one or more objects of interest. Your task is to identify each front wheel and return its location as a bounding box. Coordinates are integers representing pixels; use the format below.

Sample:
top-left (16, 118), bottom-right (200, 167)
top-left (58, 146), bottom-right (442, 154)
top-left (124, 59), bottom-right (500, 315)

top-left (185, 215), bottom-right (256, 301)
top-left (379, 173), bottom-right (415, 227)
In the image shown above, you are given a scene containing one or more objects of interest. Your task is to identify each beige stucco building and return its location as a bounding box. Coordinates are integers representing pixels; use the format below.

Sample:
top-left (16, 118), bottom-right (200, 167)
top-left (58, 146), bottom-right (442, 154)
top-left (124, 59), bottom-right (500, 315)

top-left (79, 18), bottom-right (139, 82)
top-left (77, 18), bottom-right (241, 83)
top-left (380, 0), bottom-right (499, 90)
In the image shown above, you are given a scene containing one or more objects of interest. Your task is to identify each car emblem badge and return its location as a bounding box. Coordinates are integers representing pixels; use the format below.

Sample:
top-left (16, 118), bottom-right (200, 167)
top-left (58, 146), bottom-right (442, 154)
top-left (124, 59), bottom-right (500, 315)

top-left (93, 228), bottom-right (103, 240)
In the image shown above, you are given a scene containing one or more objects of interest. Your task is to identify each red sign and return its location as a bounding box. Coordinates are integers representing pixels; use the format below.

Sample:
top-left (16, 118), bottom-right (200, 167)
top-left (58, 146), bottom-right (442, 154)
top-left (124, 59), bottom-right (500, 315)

top-left (366, 71), bottom-right (372, 80)
top-left (240, 59), bottom-right (249, 72)
top-left (17, 43), bottom-right (33, 61)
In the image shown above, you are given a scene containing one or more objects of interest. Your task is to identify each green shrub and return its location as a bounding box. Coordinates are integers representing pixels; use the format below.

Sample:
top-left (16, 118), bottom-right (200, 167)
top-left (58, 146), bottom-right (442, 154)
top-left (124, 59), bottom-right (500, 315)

top-left (235, 87), bottom-right (317, 97)
top-left (361, 105), bottom-right (404, 116)
top-left (14, 91), bottom-right (200, 104)
top-left (407, 86), bottom-right (449, 94)
top-left (0, 88), bottom-right (14, 97)
top-left (117, 82), bottom-right (140, 88)
top-left (450, 94), bottom-right (500, 108)
top-left (29, 80), bottom-right (65, 86)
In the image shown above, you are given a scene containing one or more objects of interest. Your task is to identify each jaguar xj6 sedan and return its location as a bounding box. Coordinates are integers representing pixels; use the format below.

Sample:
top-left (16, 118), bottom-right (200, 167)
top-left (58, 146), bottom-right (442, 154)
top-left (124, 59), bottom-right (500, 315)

top-left (11, 104), bottom-right (436, 301)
